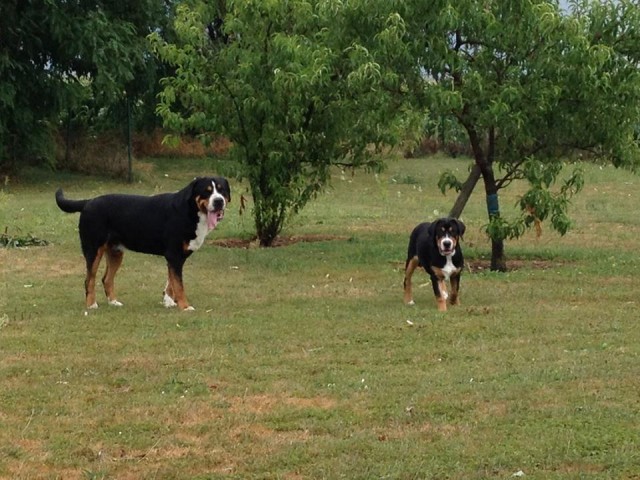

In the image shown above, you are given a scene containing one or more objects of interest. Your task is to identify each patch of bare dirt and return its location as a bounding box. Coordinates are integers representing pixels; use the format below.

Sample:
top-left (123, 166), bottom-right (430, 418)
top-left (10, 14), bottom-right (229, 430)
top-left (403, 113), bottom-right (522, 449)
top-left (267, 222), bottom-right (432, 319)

top-left (210, 234), bottom-right (350, 249)
top-left (467, 259), bottom-right (569, 273)
top-left (210, 234), bottom-right (569, 272)
top-left (390, 258), bottom-right (569, 274)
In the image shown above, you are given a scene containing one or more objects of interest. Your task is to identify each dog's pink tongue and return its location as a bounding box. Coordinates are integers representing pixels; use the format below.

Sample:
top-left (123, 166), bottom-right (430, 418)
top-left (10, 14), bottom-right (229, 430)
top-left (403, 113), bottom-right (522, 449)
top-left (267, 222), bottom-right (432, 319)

top-left (207, 211), bottom-right (220, 230)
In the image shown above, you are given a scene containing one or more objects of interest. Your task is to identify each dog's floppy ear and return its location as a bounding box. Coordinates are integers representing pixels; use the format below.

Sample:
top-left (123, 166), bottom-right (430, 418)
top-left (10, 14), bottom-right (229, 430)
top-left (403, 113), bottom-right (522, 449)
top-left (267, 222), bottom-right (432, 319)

top-left (189, 177), bottom-right (207, 199)
top-left (172, 177), bottom-right (201, 209)
top-left (427, 220), bottom-right (440, 238)
top-left (454, 219), bottom-right (466, 238)
top-left (214, 176), bottom-right (231, 204)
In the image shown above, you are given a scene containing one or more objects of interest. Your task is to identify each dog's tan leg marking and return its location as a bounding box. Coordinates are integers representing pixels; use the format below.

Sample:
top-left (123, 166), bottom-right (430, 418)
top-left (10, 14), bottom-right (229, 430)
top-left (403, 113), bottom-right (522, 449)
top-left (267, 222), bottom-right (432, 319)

top-left (437, 278), bottom-right (448, 311)
top-left (449, 269), bottom-right (462, 306)
top-left (438, 279), bottom-right (448, 300)
top-left (162, 276), bottom-right (178, 308)
top-left (165, 280), bottom-right (174, 298)
top-left (85, 246), bottom-right (106, 309)
top-left (430, 266), bottom-right (448, 311)
top-left (436, 295), bottom-right (447, 311)
top-left (403, 256), bottom-right (419, 305)
top-left (102, 248), bottom-right (124, 306)
top-left (163, 277), bottom-right (177, 307)
top-left (167, 267), bottom-right (192, 311)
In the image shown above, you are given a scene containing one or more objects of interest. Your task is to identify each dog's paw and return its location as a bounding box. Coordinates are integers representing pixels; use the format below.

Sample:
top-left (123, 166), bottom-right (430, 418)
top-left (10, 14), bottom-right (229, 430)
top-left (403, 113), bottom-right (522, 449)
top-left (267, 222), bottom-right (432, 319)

top-left (163, 294), bottom-right (177, 308)
top-left (87, 302), bottom-right (99, 309)
top-left (108, 299), bottom-right (123, 307)
top-left (182, 306), bottom-right (195, 312)
top-left (406, 300), bottom-right (415, 306)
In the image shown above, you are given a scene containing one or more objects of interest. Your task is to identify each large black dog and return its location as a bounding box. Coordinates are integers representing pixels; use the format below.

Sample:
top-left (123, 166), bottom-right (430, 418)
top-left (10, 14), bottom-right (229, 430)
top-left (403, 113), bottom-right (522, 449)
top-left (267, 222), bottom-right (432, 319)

top-left (403, 218), bottom-right (465, 311)
top-left (55, 177), bottom-right (231, 311)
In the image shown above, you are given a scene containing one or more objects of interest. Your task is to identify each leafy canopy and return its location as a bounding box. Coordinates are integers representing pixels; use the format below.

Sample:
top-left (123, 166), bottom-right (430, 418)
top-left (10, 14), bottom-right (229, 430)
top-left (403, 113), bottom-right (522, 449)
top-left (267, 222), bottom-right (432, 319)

top-left (408, 0), bottom-right (640, 245)
top-left (151, 0), bottom-right (413, 245)
top-left (0, 0), bottom-right (155, 170)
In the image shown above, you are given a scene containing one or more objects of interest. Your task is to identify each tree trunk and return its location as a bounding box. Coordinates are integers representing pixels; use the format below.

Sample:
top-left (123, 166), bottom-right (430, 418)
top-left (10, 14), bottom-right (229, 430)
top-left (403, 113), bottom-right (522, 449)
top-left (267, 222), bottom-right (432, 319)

top-left (464, 125), bottom-right (507, 271)
top-left (479, 168), bottom-right (507, 272)
top-left (447, 161), bottom-right (507, 271)
top-left (490, 235), bottom-right (506, 271)
top-left (449, 163), bottom-right (482, 218)
top-left (254, 202), bottom-right (283, 247)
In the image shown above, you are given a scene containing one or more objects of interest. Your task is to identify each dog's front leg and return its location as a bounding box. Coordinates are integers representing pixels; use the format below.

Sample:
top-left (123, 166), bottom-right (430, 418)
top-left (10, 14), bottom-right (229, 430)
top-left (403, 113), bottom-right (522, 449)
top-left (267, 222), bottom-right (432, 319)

top-left (430, 275), bottom-right (448, 312)
top-left (163, 279), bottom-right (177, 308)
top-left (449, 272), bottom-right (461, 306)
top-left (166, 259), bottom-right (193, 311)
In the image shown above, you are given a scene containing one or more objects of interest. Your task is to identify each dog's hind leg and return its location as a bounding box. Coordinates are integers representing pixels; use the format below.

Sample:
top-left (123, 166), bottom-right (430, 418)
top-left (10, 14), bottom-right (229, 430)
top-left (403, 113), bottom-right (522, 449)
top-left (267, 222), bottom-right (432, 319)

top-left (102, 247), bottom-right (124, 306)
top-left (84, 245), bottom-right (106, 309)
top-left (403, 256), bottom-right (420, 305)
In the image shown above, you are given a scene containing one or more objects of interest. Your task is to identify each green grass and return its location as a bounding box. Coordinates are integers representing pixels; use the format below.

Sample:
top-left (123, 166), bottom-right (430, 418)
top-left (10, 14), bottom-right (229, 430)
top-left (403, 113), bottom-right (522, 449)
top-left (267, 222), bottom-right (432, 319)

top-left (1, 154), bottom-right (639, 479)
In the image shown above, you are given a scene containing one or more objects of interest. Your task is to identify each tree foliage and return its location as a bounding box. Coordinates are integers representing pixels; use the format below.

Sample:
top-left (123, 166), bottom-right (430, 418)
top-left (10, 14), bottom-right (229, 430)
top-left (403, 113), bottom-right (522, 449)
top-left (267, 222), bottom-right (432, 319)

top-left (0, 0), bottom-right (175, 171)
top-left (151, 0), bottom-right (414, 246)
top-left (403, 0), bottom-right (640, 269)
top-left (151, 0), bottom-right (640, 259)
top-left (6, 0), bottom-right (637, 266)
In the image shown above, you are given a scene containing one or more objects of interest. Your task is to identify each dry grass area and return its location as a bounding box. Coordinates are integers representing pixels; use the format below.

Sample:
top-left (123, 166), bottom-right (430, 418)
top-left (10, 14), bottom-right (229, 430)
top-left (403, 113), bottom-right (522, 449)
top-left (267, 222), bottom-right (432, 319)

top-left (54, 129), bottom-right (231, 177)
top-left (132, 130), bottom-right (231, 158)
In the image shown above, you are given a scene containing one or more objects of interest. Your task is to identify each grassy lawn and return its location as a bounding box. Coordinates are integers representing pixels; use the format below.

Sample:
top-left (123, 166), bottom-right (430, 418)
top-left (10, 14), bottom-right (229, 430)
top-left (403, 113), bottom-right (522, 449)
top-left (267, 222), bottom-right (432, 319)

top-left (1, 154), bottom-right (638, 479)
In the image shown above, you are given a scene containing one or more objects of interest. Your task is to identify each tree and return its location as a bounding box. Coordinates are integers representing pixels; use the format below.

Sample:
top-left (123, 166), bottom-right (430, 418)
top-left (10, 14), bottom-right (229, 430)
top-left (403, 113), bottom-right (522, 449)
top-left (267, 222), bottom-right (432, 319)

top-left (404, 0), bottom-right (640, 270)
top-left (0, 0), bottom-right (175, 172)
top-left (151, 0), bottom-right (414, 246)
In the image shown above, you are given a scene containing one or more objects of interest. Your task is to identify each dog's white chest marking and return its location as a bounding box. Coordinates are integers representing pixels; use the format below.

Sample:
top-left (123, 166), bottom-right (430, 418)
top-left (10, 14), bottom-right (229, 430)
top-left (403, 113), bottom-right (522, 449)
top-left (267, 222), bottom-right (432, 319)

top-left (442, 255), bottom-right (457, 281)
top-left (188, 213), bottom-right (210, 251)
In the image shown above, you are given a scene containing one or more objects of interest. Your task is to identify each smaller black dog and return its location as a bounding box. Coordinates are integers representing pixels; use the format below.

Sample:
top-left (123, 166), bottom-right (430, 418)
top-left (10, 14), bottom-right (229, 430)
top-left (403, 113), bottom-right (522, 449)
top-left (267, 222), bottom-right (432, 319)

top-left (403, 218), bottom-right (465, 311)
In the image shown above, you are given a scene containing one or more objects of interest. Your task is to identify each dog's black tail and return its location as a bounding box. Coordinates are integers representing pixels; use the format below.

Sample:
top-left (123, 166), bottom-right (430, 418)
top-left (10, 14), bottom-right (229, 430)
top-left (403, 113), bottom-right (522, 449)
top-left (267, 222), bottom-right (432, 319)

top-left (55, 188), bottom-right (89, 213)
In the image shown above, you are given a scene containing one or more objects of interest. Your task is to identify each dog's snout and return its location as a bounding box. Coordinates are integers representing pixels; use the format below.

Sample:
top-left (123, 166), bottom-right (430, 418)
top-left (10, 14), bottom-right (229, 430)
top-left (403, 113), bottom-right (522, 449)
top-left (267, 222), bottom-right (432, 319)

top-left (442, 239), bottom-right (452, 249)
top-left (213, 197), bottom-right (225, 211)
